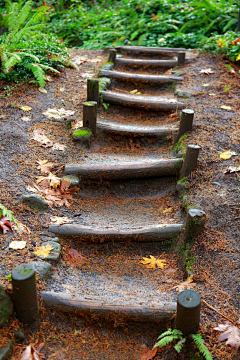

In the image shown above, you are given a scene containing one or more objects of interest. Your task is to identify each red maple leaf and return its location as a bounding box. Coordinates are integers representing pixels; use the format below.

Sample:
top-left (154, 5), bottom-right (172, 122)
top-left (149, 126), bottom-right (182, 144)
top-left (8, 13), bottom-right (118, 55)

top-left (0, 215), bottom-right (12, 234)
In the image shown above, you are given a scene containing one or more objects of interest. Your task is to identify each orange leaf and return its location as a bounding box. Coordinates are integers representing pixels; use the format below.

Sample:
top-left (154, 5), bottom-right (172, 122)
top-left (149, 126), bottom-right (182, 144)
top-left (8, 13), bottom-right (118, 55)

top-left (140, 348), bottom-right (157, 360)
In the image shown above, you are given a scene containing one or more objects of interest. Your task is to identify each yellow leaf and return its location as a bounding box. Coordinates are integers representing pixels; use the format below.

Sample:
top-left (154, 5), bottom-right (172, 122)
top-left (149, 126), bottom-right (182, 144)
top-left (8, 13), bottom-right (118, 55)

top-left (140, 255), bottom-right (167, 269)
top-left (220, 105), bottom-right (232, 110)
top-left (34, 244), bottom-right (54, 258)
top-left (50, 216), bottom-right (73, 225)
top-left (21, 116), bottom-right (32, 121)
top-left (202, 83), bottom-right (210, 87)
top-left (236, 54), bottom-right (240, 61)
top-left (36, 173), bottom-right (61, 188)
top-left (39, 87), bottom-right (47, 93)
top-left (59, 87), bottom-right (65, 92)
top-left (173, 275), bottom-right (196, 293)
top-left (130, 89), bottom-right (138, 94)
top-left (136, 92), bottom-right (142, 95)
top-left (220, 151), bottom-right (237, 160)
top-left (20, 106), bottom-right (32, 111)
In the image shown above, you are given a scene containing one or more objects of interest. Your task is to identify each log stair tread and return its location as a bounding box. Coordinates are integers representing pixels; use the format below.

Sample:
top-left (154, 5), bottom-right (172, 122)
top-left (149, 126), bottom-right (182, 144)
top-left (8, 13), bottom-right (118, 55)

top-left (116, 57), bottom-right (178, 67)
top-left (100, 69), bottom-right (183, 83)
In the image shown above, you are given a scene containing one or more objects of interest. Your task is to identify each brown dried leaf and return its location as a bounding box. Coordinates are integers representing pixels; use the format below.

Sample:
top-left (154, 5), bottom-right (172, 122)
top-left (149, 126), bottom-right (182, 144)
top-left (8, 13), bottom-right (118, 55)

top-left (199, 68), bottom-right (215, 75)
top-left (36, 173), bottom-right (61, 189)
top-left (32, 130), bottom-right (53, 148)
top-left (67, 248), bottom-right (88, 268)
top-left (37, 160), bottom-right (55, 173)
top-left (214, 322), bottom-right (240, 350)
top-left (50, 216), bottom-right (73, 225)
top-left (140, 347), bottom-right (158, 360)
top-left (173, 275), bottom-right (196, 293)
top-left (20, 343), bottom-right (45, 360)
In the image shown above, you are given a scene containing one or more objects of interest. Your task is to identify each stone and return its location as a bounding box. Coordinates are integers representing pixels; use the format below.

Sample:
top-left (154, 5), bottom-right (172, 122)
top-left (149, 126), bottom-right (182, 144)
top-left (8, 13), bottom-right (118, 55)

top-left (176, 180), bottom-right (187, 195)
top-left (31, 261), bottom-right (52, 279)
top-left (173, 70), bottom-right (184, 76)
top-left (62, 175), bottom-right (80, 187)
top-left (21, 193), bottom-right (48, 210)
top-left (72, 127), bottom-right (93, 144)
top-left (174, 87), bottom-right (191, 98)
top-left (0, 285), bottom-right (13, 328)
top-left (41, 236), bottom-right (60, 243)
top-left (14, 330), bottom-right (25, 341)
top-left (101, 63), bottom-right (114, 71)
top-left (37, 241), bottom-right (61, 261)
top-left (0, 341), bottom-right (13, 360)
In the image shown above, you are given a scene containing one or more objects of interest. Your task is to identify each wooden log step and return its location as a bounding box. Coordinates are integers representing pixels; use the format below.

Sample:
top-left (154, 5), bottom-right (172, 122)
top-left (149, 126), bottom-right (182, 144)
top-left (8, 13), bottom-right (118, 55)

top-left (101, 90), bottom-right (183, 111)
top-left (41, 287), bottom-right (176, 323)
top-left (49, 223), bottom-right (184, 241)
top-left (99, 69), bottom-right (183, 83)
top-left (97, 119), bottom-right (178, 136)
top-left (116, 57), bottom-right (178, 68)
top-left (119, 45), bottom-right (186, 57)
top-left (64, 157), bottom-right (183, 180)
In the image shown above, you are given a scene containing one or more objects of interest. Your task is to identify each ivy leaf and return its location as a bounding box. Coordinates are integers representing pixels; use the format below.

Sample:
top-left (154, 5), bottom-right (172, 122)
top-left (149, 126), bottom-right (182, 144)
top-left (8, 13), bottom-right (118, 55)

top-left (0, 215), bottom-right (12, 234)
top-left (140, 255), bottom-right (167, 269)
top-left (214, 322), bottom-right (240, 350)
top-left (34, 244), bottom-right (54, 258)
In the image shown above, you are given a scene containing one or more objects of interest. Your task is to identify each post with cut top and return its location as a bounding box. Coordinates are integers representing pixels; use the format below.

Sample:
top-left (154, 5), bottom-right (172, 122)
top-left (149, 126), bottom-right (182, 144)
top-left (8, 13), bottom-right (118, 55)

top-left (180, 144), bottom-right (200, 178)
top-left (12, 264), bottom-right (39, 324)
top-left (178, 109), bottom-right (194, 139)
top-left (87, 78), bottom-right (99, 105)
top-left (108, 49), bottom-right (117, 65)
top-left (83, 101), bottom-right (97, 135)
top-left (178, 51), bottom-right (185, 65)
top-left (176, 289), bottom-right (201, 336)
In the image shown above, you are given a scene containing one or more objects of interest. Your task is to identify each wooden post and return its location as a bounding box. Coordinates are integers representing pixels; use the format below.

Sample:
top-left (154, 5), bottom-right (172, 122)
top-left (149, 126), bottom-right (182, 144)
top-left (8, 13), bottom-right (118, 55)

top-left (178, 109), bottom-right (194, 139)
top-left (83, 101), bottom-right (97, 135)
top-left (183, 208), bottom-right (206, 246)
top-left (178, 51), bottom-right (185, 65)
top-left (176, 289), bottom-right (201, 336)
top-left (12, 264), bottom-right (38, 324)
top-left (180, 144), bottom-right (200, 178)
top-left (87, 78), bottom-right (99, 105)
top-left (108, 49), bottom-right (117, 65)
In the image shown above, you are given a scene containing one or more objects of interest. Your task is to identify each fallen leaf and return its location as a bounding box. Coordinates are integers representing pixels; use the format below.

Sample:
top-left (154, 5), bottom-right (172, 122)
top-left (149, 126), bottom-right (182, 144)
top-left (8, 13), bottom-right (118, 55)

top-left (220, 151), bottom-right (237, 160)
top-left (36, 173), bottom-right (61, 189)
top-left (59, 178), bottom-right (71, 192)
top-left (140, 347), bottom-right (158, 360)
top-left (37, 160), bottom-right (55, 173)
top-left (34, 244), bottom-right (54, 258)
top-left (173, 274), bottom-right (196, 293)
top-left (21, 116), bottom-right (32, 121)
top-left (42, 108), bottom-right (75, 120)
top-left (45, 75), bottom-right (54, 82)
top-left (66, 248), bottom-right (88, 268)
top-left (164, 268), bottom-right (177, 275)
top-left (224, 166), bottom-right (240, 174)
top-left (136, 92), bottom-right (142, 95)
top-left (12, 221), bottom-right (31, 234)
top-left (71, 120), bottom-right (83, 129)
top-left (130, 89), bottom-right (138, 94)
top-left (202, 83), bottom-right (210, 87)
top-left (168, 113), bottom-right (178, 119)
top-left (51, 143), bottom-right (66, 151)
top-left (59, 87), bottom-right (65, 92)
top-left (0, 215), bottom-right (12, 234)
top-left (20, 343), bottom-right (44, 360)
top-left (140, 255), bottom-right (167, 269)
top-left (209, 93), bottom-right (216, 96)
top-left (20, 106), bottom-right (32, 111)
top-left (89, 58), bottom-right (102, 63)
top-left (199, 68), bottom-right (215, 75)
top-left (221, 105), bottom-right (232, 110)
top-left (9, 241), bottom-right (26, 249)
top-left (38, 87), bottom-right (47, 93)
top-left (214, 322), bottom-right (240, 350)
top-left (32, 130), bottom-right (53, 147)
top-left (50, 216), bottom-right (73, 225)
top-left (162, 207), bottom-right (172, 214)
top-left (80, 72), bottom-right (95, 78)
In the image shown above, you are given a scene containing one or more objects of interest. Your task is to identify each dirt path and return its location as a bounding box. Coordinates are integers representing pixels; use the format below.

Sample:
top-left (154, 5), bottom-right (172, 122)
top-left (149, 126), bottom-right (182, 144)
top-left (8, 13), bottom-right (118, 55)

top-left (0, 49), bottom-right (239, 359)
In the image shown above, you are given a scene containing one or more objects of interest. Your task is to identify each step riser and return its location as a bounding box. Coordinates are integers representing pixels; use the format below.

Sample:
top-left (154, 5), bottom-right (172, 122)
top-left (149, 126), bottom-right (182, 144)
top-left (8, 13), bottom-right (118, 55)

top-left (100, 70), bottom-right (183, 83)
top-left (116, 58), bottom-right (178, 68)
top-left (119, 46), bottom-right (184, 57)
top-left (41, 291), bottom-right (176, 323)
top-left (49, 224), bottom-right (184, 241)
top-left (64, 159), bottom-right (182, 180)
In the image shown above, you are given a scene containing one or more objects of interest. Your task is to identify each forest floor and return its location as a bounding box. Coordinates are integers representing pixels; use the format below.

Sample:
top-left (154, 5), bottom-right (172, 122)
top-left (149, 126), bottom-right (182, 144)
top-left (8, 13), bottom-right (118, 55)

top-left (0, 49), bottom-right (239, 359)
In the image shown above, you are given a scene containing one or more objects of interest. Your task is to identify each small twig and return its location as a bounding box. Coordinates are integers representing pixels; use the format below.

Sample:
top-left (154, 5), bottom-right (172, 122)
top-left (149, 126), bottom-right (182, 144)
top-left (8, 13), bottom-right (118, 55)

top-left (202, 299), bottom-right (235, 323)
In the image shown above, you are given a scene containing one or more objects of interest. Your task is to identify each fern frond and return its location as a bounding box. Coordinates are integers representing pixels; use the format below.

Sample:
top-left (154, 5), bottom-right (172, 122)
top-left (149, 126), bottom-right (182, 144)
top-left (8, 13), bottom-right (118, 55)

top-left (25, 63), bottom-right (46, 87)
top-left (157, 329), bottom-right (183, 340)
top-left (38, 64), bottom-right (60, 74)
top-left (174, 337), bottom-right (186, 353)
top-left (153, 329), bottom-right (183, 350)
top-left (3, 52), bottom-right (22, 72)
top-left (191, 334), bottom-right (213, 360)
top-left (65, 61), bottom-right (79, 70)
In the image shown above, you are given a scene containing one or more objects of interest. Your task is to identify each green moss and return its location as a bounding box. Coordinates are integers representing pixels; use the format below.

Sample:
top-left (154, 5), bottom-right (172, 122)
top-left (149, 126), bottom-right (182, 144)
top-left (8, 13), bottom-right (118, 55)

top-left (84, 101), bottom-right (96, 106)
top-left (178, 176), bottom-right (187, 184)
top-left (173, 134), bottom-right (187, 153)
top-left (73, 129), bottom-right (92, 137)
top-left (174, 159), bottom-right (183, 169)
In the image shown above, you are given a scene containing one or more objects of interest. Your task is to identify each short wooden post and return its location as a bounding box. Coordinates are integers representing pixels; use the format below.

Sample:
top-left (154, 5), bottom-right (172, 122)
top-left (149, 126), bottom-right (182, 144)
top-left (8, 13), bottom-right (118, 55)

top-left (108, 49), bottom-right (117, 65)
top-left (184, 208), bottom-right (206, 246)
top-left (178, 109), bottom-right (194, 139)
top-left (176, 289), bottom-right (201, 336)
top-left (83, 101), bottom-right (97, 135)
top-left (12, 264), bottom-right (38, 324)
top-left (87, 78), bottom-right (99, 105)
top-left (181, 144), bottom-right (200, 178)
top-left (178, 51), bottom-right (185, 65)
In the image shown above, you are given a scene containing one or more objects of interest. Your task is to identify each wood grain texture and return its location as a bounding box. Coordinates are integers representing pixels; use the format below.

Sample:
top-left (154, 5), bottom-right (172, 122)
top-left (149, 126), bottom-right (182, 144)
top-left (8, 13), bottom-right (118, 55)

top-left (99, 69), bottom-right (183, 83)
top-left (116, 57), bottom-right (178, 67)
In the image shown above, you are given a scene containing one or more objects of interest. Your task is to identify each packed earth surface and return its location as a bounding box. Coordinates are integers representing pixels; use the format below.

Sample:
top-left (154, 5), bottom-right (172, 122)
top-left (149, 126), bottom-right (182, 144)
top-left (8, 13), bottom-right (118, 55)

top-left (0, 48), bottom-right (239, 359)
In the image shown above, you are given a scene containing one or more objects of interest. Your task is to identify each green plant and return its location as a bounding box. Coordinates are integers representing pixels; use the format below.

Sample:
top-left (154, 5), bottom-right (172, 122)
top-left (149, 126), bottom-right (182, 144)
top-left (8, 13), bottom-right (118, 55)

top-left (153, 329), bottom-right (213, 360)
top-left (0, 203), bottom-right (20, 229)
top-left (102, 102), bottom-right (110, 110)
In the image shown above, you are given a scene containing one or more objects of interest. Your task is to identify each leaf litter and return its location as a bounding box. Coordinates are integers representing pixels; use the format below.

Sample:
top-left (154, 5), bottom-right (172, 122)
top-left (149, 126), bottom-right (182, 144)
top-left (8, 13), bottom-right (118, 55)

top-left (214, 322), bottom-right (240, 350)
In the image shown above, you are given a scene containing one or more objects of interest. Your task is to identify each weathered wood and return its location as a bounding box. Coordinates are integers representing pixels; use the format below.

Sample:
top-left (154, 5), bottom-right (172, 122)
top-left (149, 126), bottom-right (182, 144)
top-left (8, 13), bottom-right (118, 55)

top-left (83, 101), bottom-right (97, 135)
top-left (116, 57), bottom-right (178, 67)
top-left (12, 264), bottom-right (39, 324)
top-left (176, 290), bottom-right (201, 336)
top-left (64, 158), bottom-right (183, 180)
top-left (178, 109), bottom-right (194, 139)
top-left (87, 78), bottom-right (99, 104)
top-left (178, 51), bottom-right (186, 65)
top-left (108, 49), bottom-right (117, 65)
top-left (41, 291), bottom-right (176, 322)
top-left (119, 46), bottom-right (186, 57)
top-left (99, 69), bottom-right (183, 83)
top-left (183, 208), bottom-right (206, 246)
top-left (97, 119), bottom-right (178, 136)
top-left (180, 144), bottom-right (200, 178)
top-left (49, 223), bottom-right (184, 241)
top-left (101, 91), bottom-right (183, 111)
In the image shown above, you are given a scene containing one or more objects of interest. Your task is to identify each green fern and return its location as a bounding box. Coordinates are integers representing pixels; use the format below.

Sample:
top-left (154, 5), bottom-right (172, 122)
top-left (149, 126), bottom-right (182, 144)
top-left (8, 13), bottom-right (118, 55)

top-left (153, 329), bottom-right (183, 349)
top-left (191, 334), bottom-right (213, 360)
top-left (174, 337), bottom-right (186, 353)
top-left (0, 203), bottom-right (20, 229)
